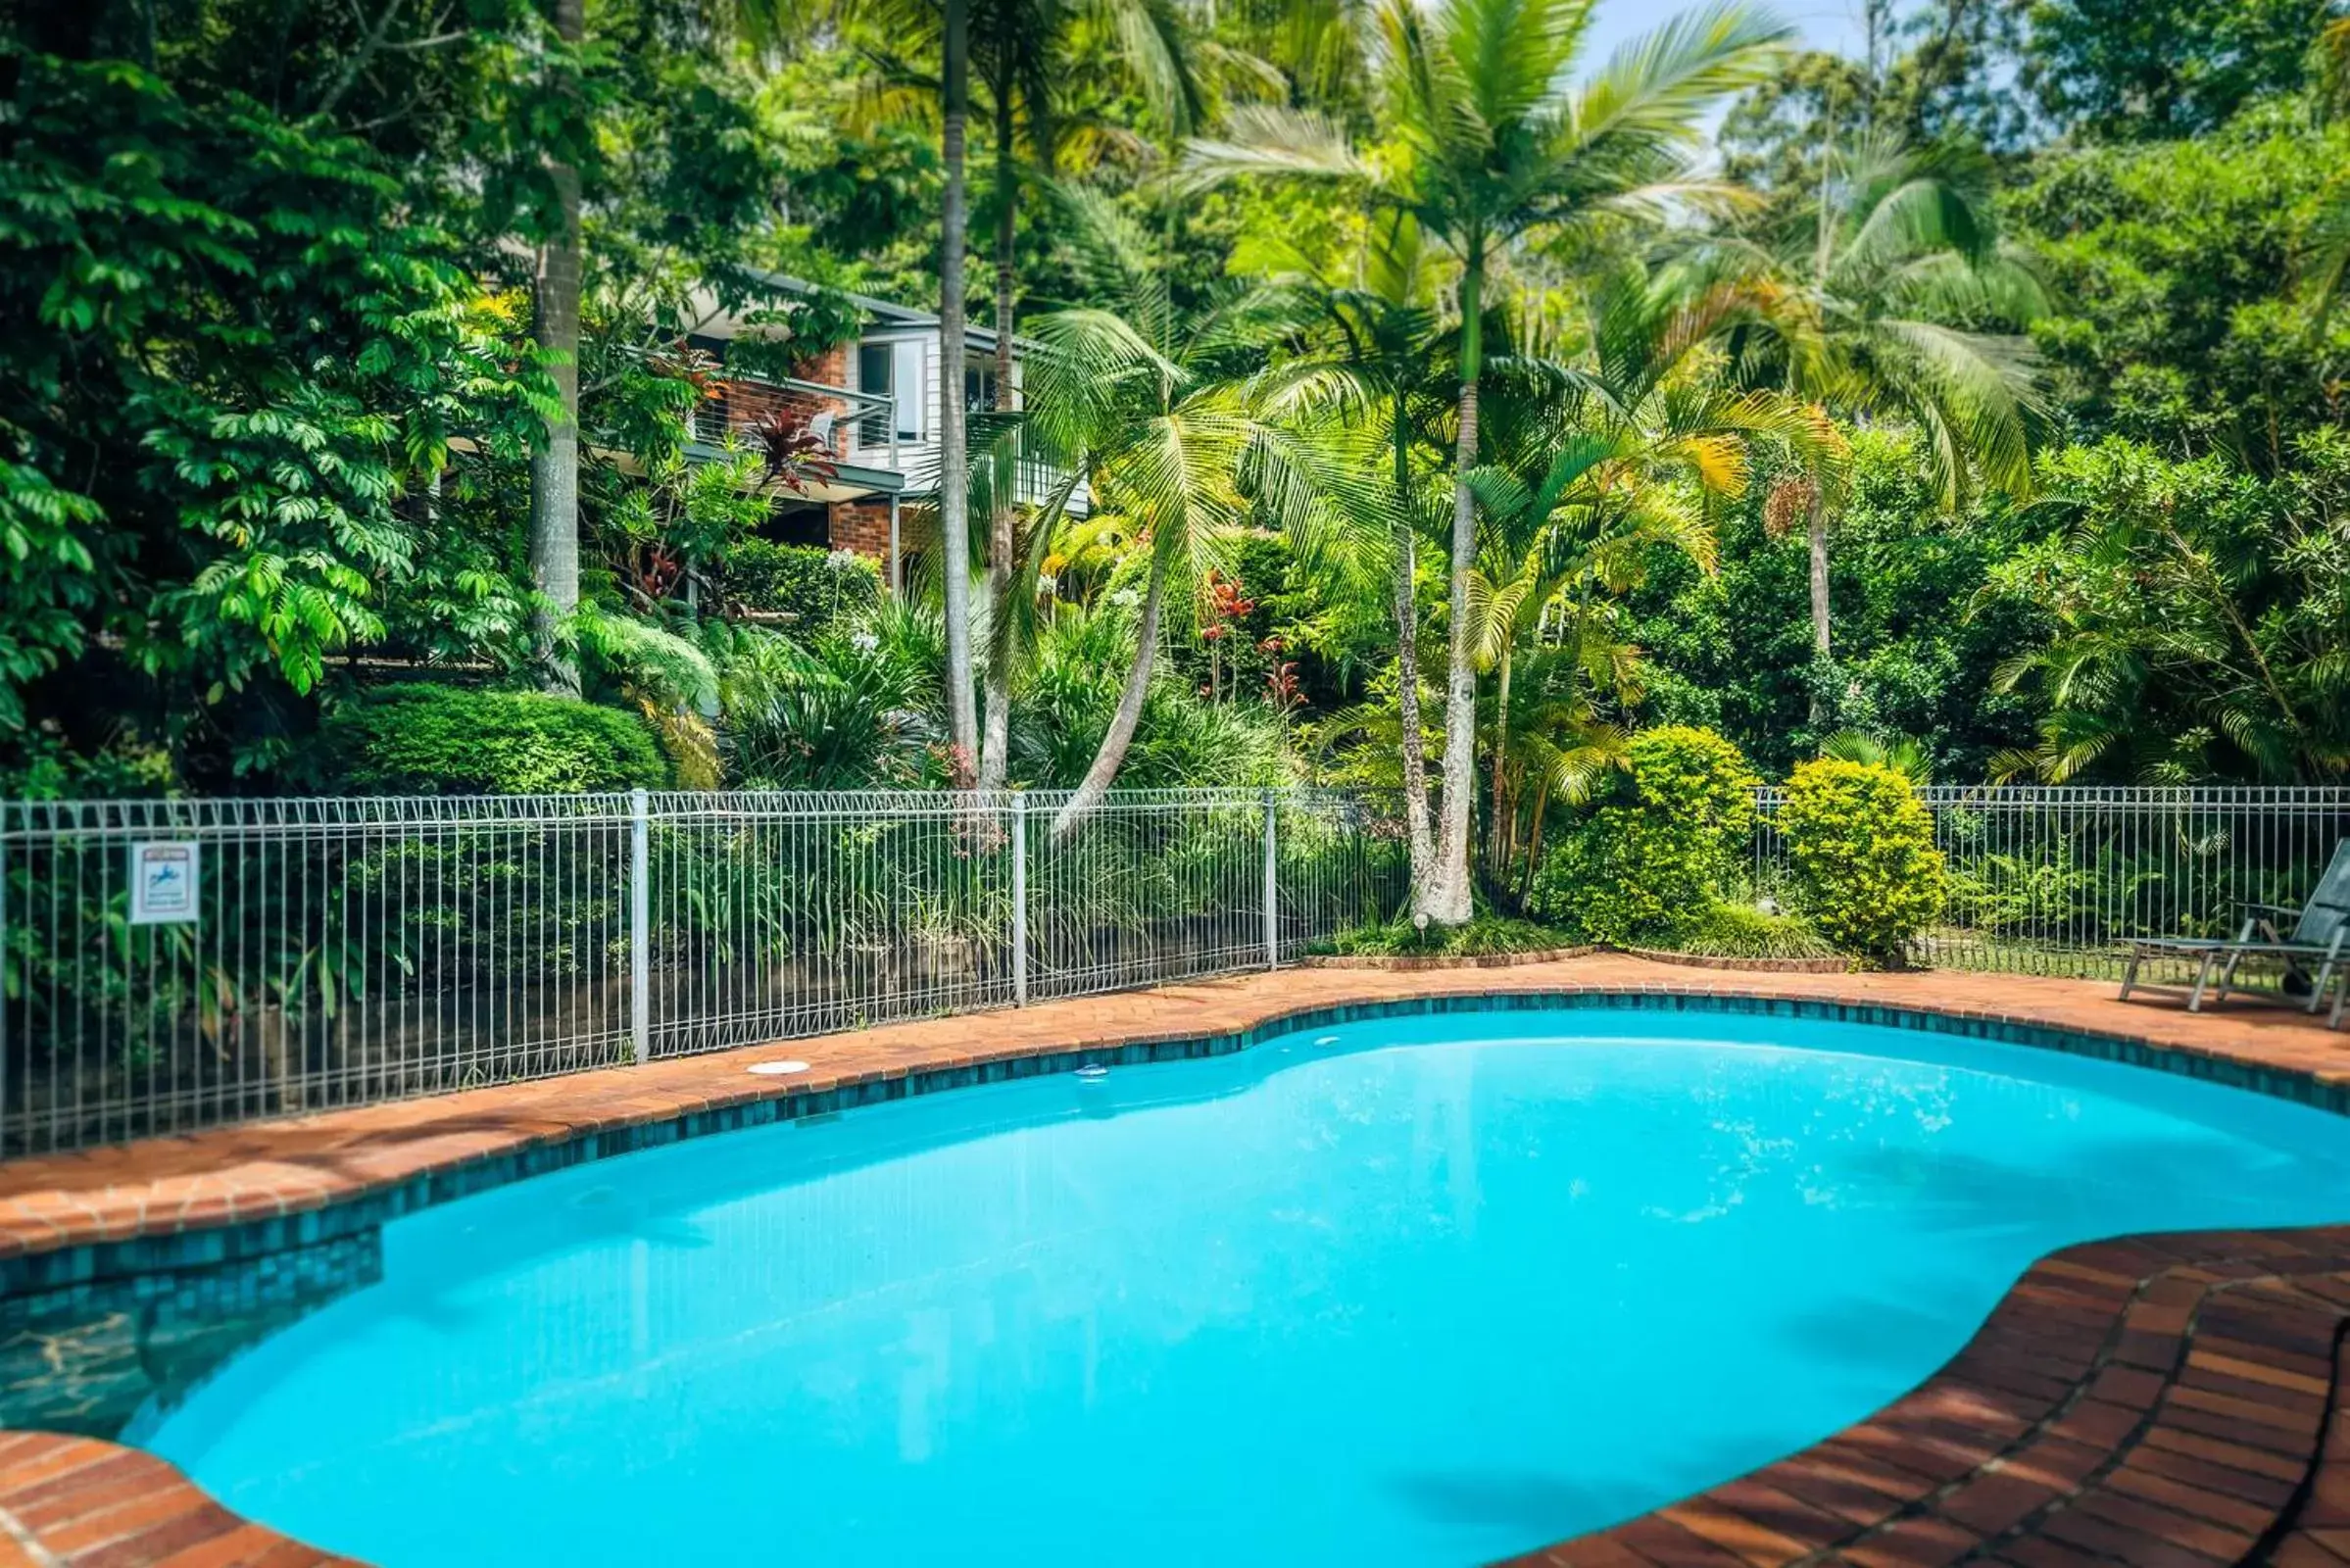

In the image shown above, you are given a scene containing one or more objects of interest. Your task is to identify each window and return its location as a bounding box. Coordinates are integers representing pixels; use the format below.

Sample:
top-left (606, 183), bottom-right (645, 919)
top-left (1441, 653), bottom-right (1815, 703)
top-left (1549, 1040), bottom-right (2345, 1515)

top-left (892, 341), bottom-right (924, 440)
top-left (857, 344), bottom-right (892, 446)
top-left (965, 361), bottom-right (1000, 414)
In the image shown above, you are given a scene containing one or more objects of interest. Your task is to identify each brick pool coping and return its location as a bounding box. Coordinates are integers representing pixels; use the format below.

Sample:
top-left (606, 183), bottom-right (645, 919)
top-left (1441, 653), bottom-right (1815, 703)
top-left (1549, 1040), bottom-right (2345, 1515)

top-left (6, 955), bottom-right (2350, 1565)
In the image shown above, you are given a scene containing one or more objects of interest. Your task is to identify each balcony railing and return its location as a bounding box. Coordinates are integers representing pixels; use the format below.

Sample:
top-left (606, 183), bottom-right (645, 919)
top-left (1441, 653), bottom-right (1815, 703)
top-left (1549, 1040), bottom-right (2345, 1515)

top-left (686, 371), bottom-right (898, 469)
top-left (686, 367), bottom-right (1087, 513)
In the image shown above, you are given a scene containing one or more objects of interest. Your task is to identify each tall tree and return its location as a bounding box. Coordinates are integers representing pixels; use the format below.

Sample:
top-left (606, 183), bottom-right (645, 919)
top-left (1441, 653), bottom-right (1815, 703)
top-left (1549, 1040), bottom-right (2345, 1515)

top-left (1190, 0), bottom-right (1786, 923)
top-left (2019, 0), bottom-right (2337, 140)
top-left (2301, 13), bottom-right (2350, 317)
top-left (937, 0), bottom-right (981, 776)
top-left (1248, 216), bottom-right (1445, 905)
top-left (970, 0), bottom-right (1199, 790)
top-left (1465, 264), bottom-right (1838, 871)
top-left (977, 0), bottom-right (1041, 789)
top-left (1022, 198), bottom-right (1375, 837)
top-left (1727, 134), bottom-right (2044, 708)
top-left (530, 0), bottom-right (588, 693)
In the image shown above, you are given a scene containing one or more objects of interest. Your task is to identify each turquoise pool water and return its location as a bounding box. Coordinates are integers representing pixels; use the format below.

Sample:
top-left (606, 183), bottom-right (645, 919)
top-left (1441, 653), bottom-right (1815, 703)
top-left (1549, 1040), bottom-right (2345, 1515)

top-left (140, 1007), bottom-right (2350, 1566)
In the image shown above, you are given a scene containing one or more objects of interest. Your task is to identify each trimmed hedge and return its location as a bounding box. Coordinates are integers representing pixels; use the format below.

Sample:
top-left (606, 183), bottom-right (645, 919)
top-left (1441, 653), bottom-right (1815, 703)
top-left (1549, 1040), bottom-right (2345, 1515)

top-left (722, 539), bottom-right (880, 633)
top-left (315, 686), bottom-right (670, 795)
top-left (1779, 758), bottom-right (1946, 962)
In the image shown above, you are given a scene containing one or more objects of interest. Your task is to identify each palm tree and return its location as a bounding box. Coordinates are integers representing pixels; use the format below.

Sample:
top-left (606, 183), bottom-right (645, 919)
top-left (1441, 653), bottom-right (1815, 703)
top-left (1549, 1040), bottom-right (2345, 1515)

top-left (843, 0), bottom-right (1207, 789)
top-left (1464, 263), bottom-right (1838, 882)
top-left (1187, 0), bottom-right (1787, 923)
top-left (1021, 197), bottom-right (1377, 839)
top-left (971, 0), bottom-right (1200, 791)
top-left (1725, 133), bottom-right (2045, 702)
top-left (938, 0), bottom-right (980, 776)
top-left (2305, 16), bottom-right (2350, 318)
top-left (1820, 728), bottom-right (1933, 783)
top-left (1247, 213), bottom-right (1446, 906)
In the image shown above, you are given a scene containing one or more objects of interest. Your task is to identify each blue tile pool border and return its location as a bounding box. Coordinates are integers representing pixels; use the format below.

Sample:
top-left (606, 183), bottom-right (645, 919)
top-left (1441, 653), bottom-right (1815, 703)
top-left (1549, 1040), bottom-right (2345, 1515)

top-left (6, 987), bottom-right (2341, 1301)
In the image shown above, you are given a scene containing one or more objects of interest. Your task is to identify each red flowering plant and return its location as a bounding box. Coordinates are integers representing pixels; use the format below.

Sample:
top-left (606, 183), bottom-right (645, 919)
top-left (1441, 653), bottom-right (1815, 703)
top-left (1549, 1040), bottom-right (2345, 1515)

top-left (1199, 570), bottom-right (1258, 701)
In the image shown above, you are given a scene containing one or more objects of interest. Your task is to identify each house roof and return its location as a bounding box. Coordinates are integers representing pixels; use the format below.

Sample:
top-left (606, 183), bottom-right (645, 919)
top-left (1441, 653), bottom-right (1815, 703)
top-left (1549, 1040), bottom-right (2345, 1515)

top-left (750, 270), bottom-right (1025, 351)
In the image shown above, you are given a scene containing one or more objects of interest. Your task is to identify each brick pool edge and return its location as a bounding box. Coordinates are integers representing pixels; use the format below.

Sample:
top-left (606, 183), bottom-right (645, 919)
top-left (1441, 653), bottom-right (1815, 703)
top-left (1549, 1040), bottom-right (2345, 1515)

top-left (5, 956), bottom-right (2350, 1566)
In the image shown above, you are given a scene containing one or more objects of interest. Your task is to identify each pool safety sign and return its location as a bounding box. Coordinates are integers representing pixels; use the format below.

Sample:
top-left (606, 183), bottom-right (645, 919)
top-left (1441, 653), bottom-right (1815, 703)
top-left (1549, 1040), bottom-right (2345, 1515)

top-left (129, 841), bottom-right (201, 925)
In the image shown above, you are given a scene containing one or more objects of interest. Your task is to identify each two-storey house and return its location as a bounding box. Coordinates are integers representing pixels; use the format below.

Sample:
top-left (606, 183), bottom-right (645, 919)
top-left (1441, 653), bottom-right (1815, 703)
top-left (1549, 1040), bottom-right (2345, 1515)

top-left (679, 276), bottom-right (1082, 592)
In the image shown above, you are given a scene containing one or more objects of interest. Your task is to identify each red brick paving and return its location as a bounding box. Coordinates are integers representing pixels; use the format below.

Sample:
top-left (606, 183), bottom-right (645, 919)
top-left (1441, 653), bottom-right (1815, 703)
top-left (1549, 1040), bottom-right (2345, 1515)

top-left (4, 956), bottom-right (2350, 1566)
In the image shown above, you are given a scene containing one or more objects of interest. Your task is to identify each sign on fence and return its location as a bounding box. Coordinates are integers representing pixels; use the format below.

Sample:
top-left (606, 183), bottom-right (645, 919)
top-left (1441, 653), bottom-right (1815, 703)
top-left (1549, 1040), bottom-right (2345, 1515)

top-left (127, 841), bottom-right (200, 925)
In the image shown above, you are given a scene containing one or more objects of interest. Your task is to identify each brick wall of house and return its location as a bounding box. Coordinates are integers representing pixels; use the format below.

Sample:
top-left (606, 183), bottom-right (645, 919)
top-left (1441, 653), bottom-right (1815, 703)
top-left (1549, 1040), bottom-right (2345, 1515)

top-left (827, 500), bottom-right (893, 563)
top-left (795, 343), bottom-right (849, 389)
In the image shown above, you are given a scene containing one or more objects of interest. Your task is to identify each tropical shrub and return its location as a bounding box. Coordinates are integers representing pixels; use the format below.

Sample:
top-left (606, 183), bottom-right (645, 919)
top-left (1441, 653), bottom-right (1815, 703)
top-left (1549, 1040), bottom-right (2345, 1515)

top-left (1530, 725), bottom-right (1760, 945)
top-left (718, 616), bottom-right (942, 790)
top-left (1778, 759), bottom-right (1946, 962)
top-left (313, 686), bottom-right (669, 795)
top-left (722, 540), bottom-right (881, 634)
top-left (1679, 903), bottom-right (1836, 960)
top-left (1008, 599), bottom-right (1287, 790)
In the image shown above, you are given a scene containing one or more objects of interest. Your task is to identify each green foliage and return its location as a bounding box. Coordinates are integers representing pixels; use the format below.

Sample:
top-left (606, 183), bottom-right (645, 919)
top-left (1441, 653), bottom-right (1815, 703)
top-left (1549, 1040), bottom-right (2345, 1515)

top-left (1778, 758), bottom-right (1946, 962)
top-left (1629, 433), bottom-right (2048, 777)
top-left (1678, 903), bottom-right (1836, 960)
top-left (1529, 726), bottom-right (1759, 945)
top-left (720, 540), bottom-right (882, 633)
top-left (1011, 598), bottom-right (1289, 790)
top-left (2008, 108), bottom-right (2350, 470)
top-left (0, 49), bottom-right (544, 773)
top-left (313, 686), bottom-right (668, 795)
top-left (0, 731), bottom-right (178, 801)
top-left (1316, 915), bottom-right (1571, 958)
top-left (2020, 0), bottom-right (2331, 139)
top-left (15, 0), bottom-right (2350, 812)
top-left (1819, 729), bottom-right (1934, 785)
top-left (717, 610), bottom-right (943, 790)
top-left (1122, 689), bottom-right (1288, 790)
top-left (1982, 432), bottom-right (2350, 782)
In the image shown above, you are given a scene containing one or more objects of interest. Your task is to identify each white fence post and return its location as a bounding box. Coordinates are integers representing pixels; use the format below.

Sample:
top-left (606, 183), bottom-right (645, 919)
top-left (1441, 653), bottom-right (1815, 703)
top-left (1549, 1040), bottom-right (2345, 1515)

top-left (630, 788), bottom-right (651, 1065)
top-left (1011, 793), bottom-right (1029, 1006)
top-left (1263, 789), bottom-right (1279, 969)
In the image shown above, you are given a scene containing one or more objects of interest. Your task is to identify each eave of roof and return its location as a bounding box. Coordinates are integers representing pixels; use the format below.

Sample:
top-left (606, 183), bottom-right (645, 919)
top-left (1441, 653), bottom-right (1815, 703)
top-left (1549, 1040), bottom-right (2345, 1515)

top-left (754, 270), bottom-right (1032, 351)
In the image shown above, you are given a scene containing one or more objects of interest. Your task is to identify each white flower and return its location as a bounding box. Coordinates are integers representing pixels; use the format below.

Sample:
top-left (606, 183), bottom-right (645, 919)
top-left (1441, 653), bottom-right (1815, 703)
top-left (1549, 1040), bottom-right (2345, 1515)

top-left (850, 631), bottom-right (880, 654)
top-left (825, 548), bottom-right (858, 572)
top-left (1037, 573), bottom-right (1058, 595)
top-left (1109, 587), bottom-right (1142, 610)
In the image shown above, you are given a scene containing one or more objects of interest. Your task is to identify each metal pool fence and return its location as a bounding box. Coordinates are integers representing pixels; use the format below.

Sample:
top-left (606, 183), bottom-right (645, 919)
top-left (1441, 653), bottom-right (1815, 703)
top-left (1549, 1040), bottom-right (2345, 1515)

top-left (0, 789), bottom-right (1407, 1155)
top-left (1751, 786), bottom-right (2350, 978)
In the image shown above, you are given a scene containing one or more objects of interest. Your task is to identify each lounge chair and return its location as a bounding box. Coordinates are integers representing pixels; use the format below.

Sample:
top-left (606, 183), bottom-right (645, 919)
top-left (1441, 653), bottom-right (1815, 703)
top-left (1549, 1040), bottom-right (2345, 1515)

top-left (2118, 838), bottom-right (2350, 1029)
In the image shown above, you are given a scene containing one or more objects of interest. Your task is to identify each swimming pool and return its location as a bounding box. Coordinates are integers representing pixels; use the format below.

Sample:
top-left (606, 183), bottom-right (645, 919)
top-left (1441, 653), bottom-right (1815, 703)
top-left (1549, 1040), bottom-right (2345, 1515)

top-left (137, 1004), bottom-right (2350, 1566)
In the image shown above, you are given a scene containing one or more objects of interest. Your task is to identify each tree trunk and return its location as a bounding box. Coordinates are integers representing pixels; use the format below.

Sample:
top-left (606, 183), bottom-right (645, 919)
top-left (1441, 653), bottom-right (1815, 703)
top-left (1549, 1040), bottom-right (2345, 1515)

top-left (1806, 492), bottom-right (1832, 724)
top-left (1489, 642), bottom-right (1512, 874)
top-left (1517, 777), bottom-right (1550, 905)
top-left (979, 81), bottom-right (1019, 791)
top-left (939, 0), bottom-right (979, 776)
top-left (1051, 550), bottom-right (1167, 843)
top-left (1390, 390), bottom-right (1436, 902)
top-left (1421, 255), bottom-right (1483, 927)
top-left (527, 0), bottom-right (584, 696)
